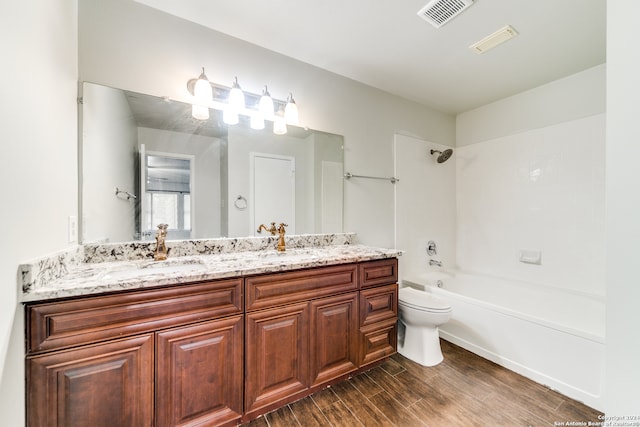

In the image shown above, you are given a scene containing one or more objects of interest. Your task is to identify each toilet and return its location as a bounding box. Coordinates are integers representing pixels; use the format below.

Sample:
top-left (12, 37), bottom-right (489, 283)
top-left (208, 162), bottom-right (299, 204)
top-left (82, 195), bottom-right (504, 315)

top-left (398, 286), bottom-right (452, 366)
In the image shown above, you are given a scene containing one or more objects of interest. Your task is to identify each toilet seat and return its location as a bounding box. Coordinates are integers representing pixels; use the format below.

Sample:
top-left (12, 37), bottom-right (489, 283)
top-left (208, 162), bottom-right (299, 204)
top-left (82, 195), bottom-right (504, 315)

top-left (398, 287), bottom-right (452, 312)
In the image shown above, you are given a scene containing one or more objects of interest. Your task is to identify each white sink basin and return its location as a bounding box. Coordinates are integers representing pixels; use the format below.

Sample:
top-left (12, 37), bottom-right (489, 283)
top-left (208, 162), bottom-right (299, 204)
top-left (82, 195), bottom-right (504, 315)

top-left (100, 262), bottom-right (205, 281)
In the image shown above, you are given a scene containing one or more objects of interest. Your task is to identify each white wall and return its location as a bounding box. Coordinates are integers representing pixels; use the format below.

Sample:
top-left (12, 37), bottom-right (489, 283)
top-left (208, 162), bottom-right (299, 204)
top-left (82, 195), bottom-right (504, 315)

top-left (0, 1), bottom-right (78, 425)
top-left (82, 83), bottom-right (138, 242)
top-left (78, 0), bottom-right (455, 248)
top-left (605, 1), bottom-right (640, 414)
top-left (457, 64), bottom-right (606, 147)
top-left (394, 134), bottom-right (456, 279)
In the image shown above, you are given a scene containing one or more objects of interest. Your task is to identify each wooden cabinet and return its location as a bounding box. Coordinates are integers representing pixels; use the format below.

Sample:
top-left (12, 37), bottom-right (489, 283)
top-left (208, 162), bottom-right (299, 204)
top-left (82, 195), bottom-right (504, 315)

top-left (244, 264), bottom-right (358, 419)
top-left (359, 282), bottom-right (398, 366)
top-left (309, 293), bottom-right (359, 387)
top-left (27, 334), bottom-right (154, 427)
top-left (26, 279), bottom-right (244, 427)
top-left (244, 259), bottom-right (397, 422)
top-left (156, 316), bottom-right (244, 427)
top-left (245, 302), bottom-right (310, 418)
top-left (25, 258), bottom-right (398, 427)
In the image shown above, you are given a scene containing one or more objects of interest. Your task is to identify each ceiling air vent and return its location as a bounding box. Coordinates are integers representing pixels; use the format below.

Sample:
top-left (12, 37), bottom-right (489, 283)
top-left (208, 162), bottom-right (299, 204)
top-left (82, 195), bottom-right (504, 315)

top-left (469, 25), bottom-right (519, 54)
top-left (417, 0), bottom-right (474, 28)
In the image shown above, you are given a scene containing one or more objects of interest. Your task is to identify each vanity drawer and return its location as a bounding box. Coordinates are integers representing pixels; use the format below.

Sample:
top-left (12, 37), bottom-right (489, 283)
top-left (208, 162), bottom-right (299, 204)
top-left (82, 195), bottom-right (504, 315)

top-left (359, 283), bottom-right (398, 327)
top-left (245, 264), bottom-right (357, 311)
top-left (26, 278), bottom-right (243, 354)
top-left (359, 317), bottom-right (398, 367)
top-left (358, 258), bottom-right (398, 289)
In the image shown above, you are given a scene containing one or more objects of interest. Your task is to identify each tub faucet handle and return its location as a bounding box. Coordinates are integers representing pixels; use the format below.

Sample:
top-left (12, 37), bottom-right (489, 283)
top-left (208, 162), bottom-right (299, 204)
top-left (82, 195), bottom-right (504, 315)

top-left (427, 240), bottom-right (438, 256)
top-left (429, 259), bottom-right (442, 267)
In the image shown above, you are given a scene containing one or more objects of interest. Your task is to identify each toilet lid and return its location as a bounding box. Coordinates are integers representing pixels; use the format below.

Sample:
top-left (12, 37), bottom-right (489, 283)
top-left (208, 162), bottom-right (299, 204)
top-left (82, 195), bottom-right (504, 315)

top-left (398, 286), bottom-right (452, 312)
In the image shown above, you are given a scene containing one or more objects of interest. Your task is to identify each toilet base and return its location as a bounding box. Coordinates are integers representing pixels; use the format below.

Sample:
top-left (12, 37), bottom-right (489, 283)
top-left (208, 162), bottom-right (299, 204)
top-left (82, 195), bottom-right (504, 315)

top-left (398, 323), bottom-right (444, 367)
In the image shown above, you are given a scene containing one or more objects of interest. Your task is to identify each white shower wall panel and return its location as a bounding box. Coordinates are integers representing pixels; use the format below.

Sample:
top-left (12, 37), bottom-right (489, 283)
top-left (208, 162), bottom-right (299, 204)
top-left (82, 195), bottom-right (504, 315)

top-left (394, 134), bottom-right (456, 279)
top-left (455, 114), bottom-right (606, 297)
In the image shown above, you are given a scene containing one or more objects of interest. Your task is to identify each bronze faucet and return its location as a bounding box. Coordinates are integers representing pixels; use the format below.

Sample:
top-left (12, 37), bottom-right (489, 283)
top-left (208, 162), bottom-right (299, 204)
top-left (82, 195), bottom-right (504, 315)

top-left (257, 222), bottom-right (277, 236)
top-left (154, 223), bottom-right (169, 261)
top-left (276, 223), bottom-right (288, 252)
top-left (257, 222), bottom-right (288, 251)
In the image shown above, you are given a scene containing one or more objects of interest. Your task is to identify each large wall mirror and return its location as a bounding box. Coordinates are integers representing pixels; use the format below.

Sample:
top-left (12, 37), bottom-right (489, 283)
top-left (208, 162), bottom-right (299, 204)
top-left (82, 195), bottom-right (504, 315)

top-left (80, 82), bottom-right (344, 244)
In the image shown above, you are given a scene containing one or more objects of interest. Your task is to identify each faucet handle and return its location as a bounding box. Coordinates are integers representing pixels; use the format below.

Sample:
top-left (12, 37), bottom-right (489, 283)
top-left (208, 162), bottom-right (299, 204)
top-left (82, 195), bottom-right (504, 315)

top-left (257, 222), bottom-right (278, 235)
top-left (426, 240), bottom-right (437, 256)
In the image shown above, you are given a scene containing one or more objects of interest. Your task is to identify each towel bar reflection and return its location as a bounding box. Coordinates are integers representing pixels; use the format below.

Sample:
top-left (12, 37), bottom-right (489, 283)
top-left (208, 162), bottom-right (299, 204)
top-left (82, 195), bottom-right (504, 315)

top-left (344, 172), bottom-right (399, 184)
top-left (115, 187), bottom-right (137, 200)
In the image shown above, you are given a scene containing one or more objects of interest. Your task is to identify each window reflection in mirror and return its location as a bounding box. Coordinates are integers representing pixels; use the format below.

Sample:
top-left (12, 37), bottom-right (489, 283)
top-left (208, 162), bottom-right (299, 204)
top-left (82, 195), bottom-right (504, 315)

top-left (141, 152), bottom-right (193, 241)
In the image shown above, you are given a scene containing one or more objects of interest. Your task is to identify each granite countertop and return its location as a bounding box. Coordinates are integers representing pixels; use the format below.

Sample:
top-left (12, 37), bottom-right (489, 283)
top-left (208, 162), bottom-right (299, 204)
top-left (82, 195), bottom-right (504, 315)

top-left (20, 235), bottom-right (401, 302)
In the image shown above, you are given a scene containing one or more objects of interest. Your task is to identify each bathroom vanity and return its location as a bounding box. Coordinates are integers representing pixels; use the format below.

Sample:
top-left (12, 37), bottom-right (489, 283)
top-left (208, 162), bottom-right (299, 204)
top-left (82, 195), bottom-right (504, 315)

top-left (21, 237), bottom-right (399, 426)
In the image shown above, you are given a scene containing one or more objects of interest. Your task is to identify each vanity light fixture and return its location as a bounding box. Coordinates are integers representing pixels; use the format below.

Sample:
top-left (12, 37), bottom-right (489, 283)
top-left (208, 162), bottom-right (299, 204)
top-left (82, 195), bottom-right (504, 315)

top-left (187, 68), bottom-right (299, 135)
top-left (191, 67), bottom-right (213, 120)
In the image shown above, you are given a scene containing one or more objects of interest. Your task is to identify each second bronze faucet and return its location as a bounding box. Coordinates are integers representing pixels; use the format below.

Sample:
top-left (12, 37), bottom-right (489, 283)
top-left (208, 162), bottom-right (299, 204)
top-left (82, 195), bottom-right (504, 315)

top-left (257, 222), bottom-right (288, 252)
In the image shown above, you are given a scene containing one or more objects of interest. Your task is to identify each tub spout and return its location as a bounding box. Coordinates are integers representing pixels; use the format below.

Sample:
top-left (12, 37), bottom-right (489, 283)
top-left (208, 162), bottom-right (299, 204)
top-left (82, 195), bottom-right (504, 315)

top-left (429, 259), bottom-right (442, 267)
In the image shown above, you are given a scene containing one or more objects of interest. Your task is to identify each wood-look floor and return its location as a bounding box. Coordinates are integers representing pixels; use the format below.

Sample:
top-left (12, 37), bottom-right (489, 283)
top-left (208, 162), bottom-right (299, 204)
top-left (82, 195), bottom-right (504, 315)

top-left (243, 339), bottom-right (602, 427)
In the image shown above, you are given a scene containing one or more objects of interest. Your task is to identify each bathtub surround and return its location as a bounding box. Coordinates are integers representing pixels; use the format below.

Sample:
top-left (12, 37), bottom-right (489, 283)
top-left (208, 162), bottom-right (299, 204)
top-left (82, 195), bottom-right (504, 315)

top-left (393, 134), bottom-right (456, 279)
top-left (456, 113), bottom-right (605, 296)
top-left (454, 65), bottom-right (606, 298)
top-left (453, 70), bottom-right (606, 409)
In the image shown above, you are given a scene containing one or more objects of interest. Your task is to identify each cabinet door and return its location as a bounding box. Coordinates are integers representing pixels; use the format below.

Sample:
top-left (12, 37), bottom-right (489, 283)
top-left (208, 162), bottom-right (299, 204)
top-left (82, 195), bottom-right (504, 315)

top-left (309, 293), bottom-right (358, 387)
top-left (156, 315), bottom-right (243, 427)
top-left (27, 335), bottom-right (153, 427)
top-left (245, 302), bottom-right (309, 417)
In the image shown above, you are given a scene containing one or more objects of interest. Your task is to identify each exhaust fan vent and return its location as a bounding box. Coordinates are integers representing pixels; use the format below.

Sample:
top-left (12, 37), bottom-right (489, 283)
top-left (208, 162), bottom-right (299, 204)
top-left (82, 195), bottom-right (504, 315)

top-left (417, 0), bottom-right (474, 28)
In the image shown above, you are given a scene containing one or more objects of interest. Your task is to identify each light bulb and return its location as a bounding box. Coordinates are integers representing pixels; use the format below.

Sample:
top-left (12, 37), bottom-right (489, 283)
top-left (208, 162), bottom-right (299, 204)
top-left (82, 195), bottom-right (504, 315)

top-left (223, 108), bottom-right (239, 125)
top-left (228, 77), bottom-right (245, 110)
top-left (192, 104), bottom-right (209, 120)
top-left (259, 86), bottom-right (274, 120)
top-left (284, 93), bottom-right (299, 125)
top-left (273, 118), bottom-right (287, 135)
top-left (250, 113), bottom-right (265, 130)
top-left (194, 68), bottom-right (212, 101)
top-left (191, 67), bottom-right (212, 120)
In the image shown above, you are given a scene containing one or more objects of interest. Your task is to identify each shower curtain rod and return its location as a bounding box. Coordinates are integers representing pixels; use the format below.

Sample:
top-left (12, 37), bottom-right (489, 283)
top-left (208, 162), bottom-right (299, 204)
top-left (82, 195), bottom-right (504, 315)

top-left (344, 172), bottom-right (399, 184)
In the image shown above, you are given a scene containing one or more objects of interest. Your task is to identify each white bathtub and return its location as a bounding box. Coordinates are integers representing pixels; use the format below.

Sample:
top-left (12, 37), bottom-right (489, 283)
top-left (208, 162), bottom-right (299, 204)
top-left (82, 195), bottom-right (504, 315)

top-left (402, 271), bottom-right (605, 411)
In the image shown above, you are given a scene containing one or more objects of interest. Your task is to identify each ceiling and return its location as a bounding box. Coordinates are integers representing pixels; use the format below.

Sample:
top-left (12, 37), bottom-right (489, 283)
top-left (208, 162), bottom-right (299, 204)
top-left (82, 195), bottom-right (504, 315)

top-left (134, 0), bottom-right (606, 115)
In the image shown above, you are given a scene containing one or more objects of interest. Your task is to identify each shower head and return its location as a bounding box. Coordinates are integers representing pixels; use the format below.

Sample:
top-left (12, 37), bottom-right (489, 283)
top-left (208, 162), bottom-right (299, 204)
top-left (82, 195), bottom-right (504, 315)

top-left (430, 148), bottom-right (453, 163)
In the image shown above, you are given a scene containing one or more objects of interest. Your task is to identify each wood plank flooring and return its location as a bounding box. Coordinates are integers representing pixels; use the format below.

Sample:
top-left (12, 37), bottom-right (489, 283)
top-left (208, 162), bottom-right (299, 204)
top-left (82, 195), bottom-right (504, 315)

top-left (243, 339), bottom-right (602, 427)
